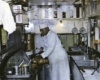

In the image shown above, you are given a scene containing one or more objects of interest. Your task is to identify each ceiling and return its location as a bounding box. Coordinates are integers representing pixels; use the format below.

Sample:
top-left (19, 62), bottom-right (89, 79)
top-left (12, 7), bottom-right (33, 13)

top-left (28, 0), bottom-right (78, 6)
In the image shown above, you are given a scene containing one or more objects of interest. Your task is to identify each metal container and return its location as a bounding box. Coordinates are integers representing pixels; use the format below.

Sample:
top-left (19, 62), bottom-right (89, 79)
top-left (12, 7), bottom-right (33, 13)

top-left (21, 64), bottom-right (29, 75)
top-left (24, 33), bottom-right (33, 41)
top-left (13, 66), bottom-right (19, 75)
top-left (24, 33), bottom-right (34, 51)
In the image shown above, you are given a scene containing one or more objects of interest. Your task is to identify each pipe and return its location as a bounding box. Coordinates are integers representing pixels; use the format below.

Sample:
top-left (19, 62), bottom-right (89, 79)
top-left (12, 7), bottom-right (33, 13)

top-left (0, 42), bottom-right (24, 56)
top-left (0, 42), bottom-right (24, 76)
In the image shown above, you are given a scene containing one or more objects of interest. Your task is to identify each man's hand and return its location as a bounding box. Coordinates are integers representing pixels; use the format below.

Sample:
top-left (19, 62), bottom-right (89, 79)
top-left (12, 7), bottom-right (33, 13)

top-left (38, 51), bottom-right (44, 54)
top-left (34, 55), bottom-right (43, 61)
top-left (33, 55), bottom-right (43, 64)
top-left (32, 55), bottom-right (49, 65)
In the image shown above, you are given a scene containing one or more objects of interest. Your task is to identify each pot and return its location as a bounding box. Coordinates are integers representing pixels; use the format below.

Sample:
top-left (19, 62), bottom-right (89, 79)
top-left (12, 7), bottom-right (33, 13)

top-left (21, 64), bottom-right (29, 75)
top-left (24, 33), bottom-right (34, 51)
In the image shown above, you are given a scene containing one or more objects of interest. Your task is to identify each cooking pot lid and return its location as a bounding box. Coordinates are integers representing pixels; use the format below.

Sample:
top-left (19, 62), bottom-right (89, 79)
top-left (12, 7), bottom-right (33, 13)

top-left (22, 64), bottom-right (28, 67)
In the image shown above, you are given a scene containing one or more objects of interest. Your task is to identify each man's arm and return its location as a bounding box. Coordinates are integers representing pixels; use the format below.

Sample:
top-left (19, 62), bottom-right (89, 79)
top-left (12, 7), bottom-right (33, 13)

top-left (41, 33), bottom-right (57, 58)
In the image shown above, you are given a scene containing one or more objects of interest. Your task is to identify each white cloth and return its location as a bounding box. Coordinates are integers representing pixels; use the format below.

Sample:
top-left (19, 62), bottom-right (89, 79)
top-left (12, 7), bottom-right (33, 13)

top-left (39, 24), bottom-right (48, 29)
top-left (40, 31), bottom-right (70, 80)
top-left (0, 0), bottom-right (16, 34)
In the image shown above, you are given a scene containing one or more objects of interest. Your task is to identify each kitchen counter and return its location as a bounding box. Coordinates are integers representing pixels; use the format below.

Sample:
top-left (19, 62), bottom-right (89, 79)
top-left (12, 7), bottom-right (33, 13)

top-left (82, 69), bottom-right (100, 80)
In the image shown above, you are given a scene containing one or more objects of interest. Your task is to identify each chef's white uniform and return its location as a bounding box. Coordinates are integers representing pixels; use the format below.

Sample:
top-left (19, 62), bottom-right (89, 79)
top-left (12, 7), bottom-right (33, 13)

top-left (41, 30), bottom-right (70, 80)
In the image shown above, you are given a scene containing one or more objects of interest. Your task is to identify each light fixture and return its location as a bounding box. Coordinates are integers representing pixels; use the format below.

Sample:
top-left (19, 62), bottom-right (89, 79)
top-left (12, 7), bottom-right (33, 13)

top-left (60, 20), bottom-right (62, 23)
top-left (60, 20), bottom-right (63, 27)
top-left (23, 0), bottom-right (27, 2)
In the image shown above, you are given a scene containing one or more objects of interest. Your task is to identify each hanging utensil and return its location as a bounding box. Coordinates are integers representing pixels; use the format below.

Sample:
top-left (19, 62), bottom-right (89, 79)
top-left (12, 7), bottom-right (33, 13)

top-left (72, 22), bottom-right (78, 34)
top-left (80, 22), bottom-right (86, 34)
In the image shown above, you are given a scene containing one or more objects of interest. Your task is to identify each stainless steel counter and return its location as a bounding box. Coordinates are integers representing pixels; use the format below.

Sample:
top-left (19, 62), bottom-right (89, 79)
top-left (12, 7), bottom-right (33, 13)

top-left (6, 74), bottom-right (30, 79)
top-left (82, 69), bottom-right (100, 80)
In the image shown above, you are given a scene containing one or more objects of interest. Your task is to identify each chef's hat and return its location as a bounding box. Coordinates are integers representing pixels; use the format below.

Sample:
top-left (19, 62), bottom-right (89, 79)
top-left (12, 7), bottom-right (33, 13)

top-left (39, 24), bottom-right (48, 29)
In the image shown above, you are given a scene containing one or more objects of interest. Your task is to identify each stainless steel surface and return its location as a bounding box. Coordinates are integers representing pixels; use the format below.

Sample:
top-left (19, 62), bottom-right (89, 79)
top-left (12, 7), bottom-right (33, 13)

top-left (71, 55), bottom-right (97, 67)
top-left (82, 69), bottom-right (100, 80)
top-left (71, 55), bottom-right (86, 60)
top-left (75, 60), bottom-right (97, 67)
top-left (6, 74), bottom-right (30, 78)
top-left (70, 57), bottom-right (85, 80)
top-left (28, 0), bottom-right (76, 5)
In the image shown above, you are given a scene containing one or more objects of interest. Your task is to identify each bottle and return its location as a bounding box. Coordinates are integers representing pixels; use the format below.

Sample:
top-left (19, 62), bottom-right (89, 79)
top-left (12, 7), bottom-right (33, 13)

top-left (54, 7), bottom-right (57, 18)
top-left (62, 12), bottom-right (66, 18)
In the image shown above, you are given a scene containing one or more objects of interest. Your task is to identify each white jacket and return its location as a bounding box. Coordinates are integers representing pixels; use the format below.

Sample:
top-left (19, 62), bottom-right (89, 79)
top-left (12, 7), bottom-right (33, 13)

top-left (41, 30), bottom-right (70, 80)
top-left (0, 0), bottom-right (16, 34)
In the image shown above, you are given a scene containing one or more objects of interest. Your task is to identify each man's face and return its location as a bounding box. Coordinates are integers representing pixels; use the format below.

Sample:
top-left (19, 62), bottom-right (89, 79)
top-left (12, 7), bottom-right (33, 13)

top-left (40, 27), bottom-right (48, 36)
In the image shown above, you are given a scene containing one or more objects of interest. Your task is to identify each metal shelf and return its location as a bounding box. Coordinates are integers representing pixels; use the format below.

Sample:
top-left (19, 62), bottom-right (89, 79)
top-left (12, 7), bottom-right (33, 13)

top-left (61, 18), bottom-right (88, 20)
top-left (88, 14), bottom-right (100, 18)
top-left (6, 74), bottom-right (30, 79)
top-left (32, 18), bottom-right (88, 21)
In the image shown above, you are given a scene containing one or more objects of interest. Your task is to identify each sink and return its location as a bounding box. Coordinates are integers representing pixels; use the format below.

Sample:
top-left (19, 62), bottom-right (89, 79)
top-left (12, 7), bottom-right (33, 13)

top-left (75, 60), bottom-right (97, 68)
top-left (71, 55), bottom-right (97, 68)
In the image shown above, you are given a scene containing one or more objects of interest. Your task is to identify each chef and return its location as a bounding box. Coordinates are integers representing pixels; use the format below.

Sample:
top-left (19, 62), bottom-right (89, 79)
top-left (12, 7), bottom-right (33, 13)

top-left (35, 24), bottom-right (70, 80)
top-left (0, 0), bottom-right (16, 34)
